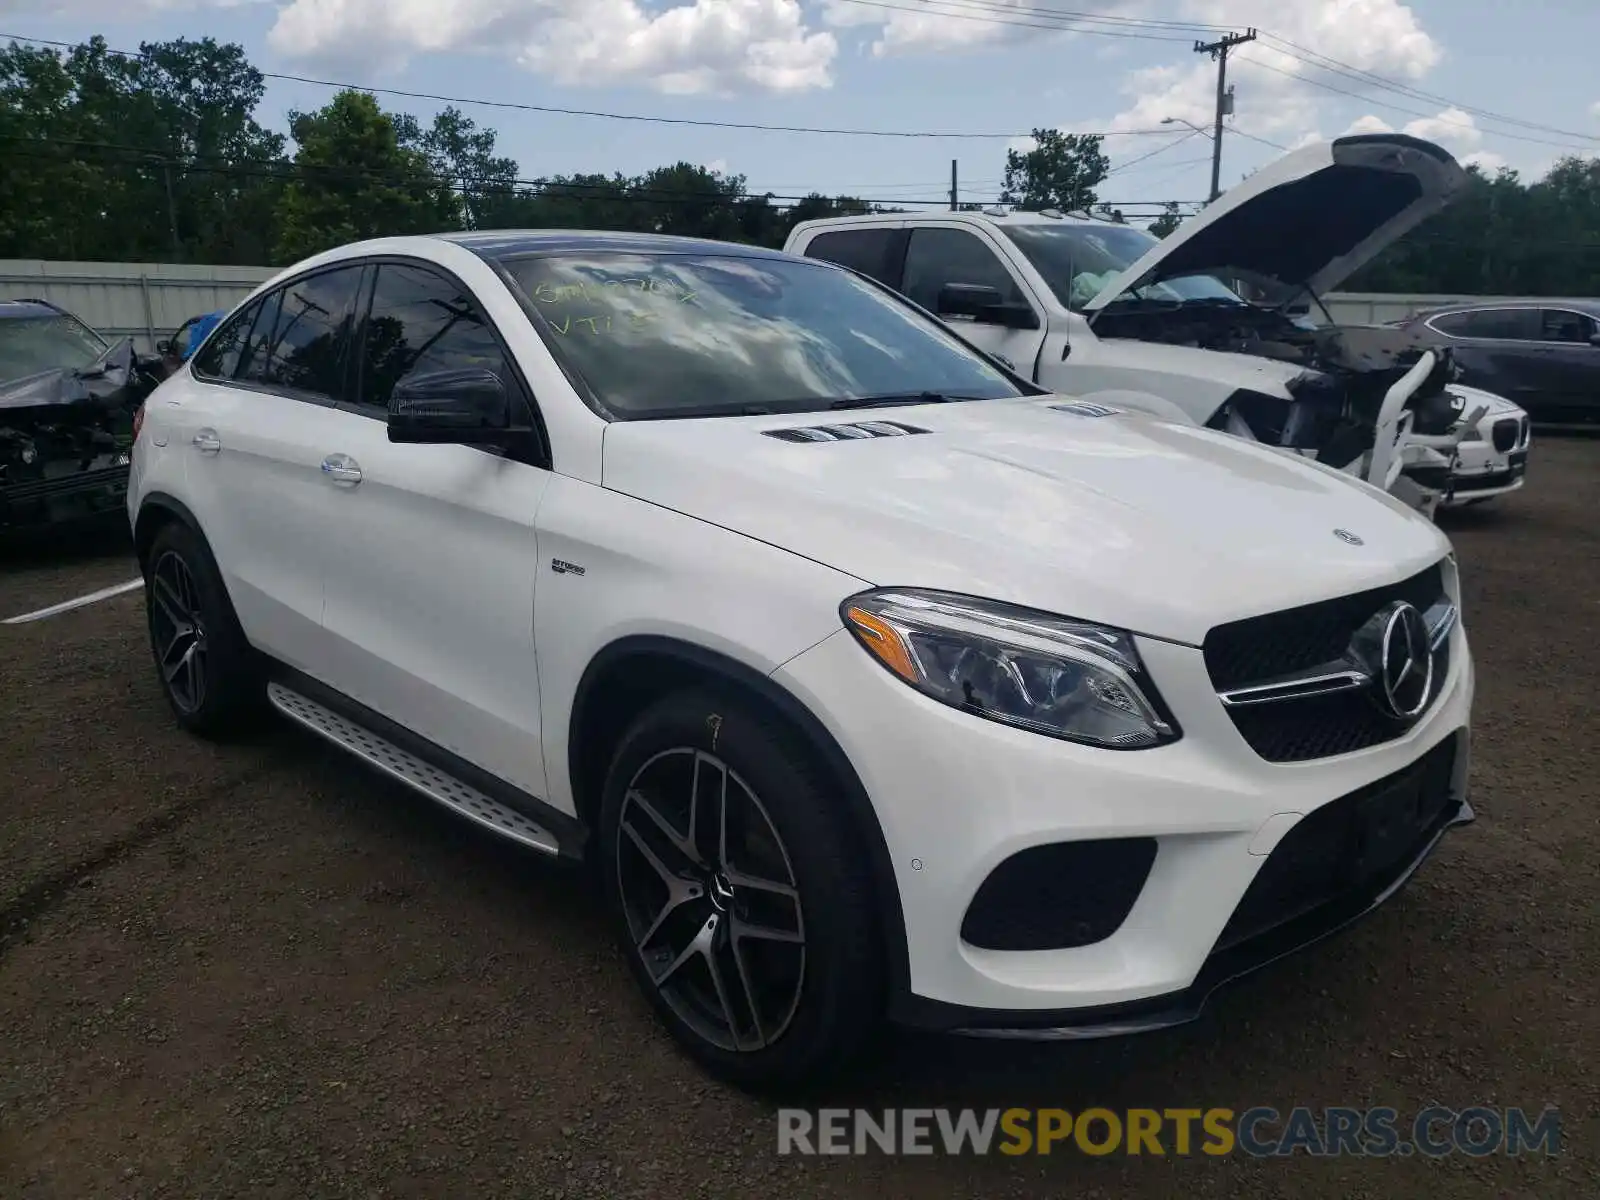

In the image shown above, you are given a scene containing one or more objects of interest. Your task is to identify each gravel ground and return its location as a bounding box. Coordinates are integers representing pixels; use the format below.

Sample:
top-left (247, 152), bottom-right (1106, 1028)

top-left (1, 443), bottom-right (1596, 1198)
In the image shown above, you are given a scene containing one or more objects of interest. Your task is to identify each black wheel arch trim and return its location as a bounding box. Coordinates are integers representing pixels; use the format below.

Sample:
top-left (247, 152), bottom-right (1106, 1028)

top-left (133, 491), bottom-right (206, 570)
top-left (568, 634), bottom-right (913, 1008)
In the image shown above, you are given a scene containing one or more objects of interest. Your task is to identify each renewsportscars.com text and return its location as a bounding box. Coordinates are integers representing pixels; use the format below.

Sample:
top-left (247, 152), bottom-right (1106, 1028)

top-left (776, 1106), bottom-right (1562, 1158)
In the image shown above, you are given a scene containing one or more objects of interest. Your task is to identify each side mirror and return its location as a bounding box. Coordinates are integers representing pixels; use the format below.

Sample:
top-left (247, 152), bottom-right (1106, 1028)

top-left (935, 282), bottom-right (1040, 331)
top-left (387, 366), bottom-right (512, 445)
top-left (155, 337), bottom-right (175, 357)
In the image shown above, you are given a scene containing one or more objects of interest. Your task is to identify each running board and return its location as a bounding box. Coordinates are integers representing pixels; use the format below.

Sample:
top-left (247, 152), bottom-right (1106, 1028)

top-left (267, 682), bottom-right (561, 856)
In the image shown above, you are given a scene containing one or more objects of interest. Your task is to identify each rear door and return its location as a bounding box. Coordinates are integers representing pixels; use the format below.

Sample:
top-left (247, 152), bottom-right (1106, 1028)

top-left (313, 259), bottom-right (553, 797)
top-left (898, 224), bottom-right (1047, 377)
top-left (178, 265), bottom-right (367, 671)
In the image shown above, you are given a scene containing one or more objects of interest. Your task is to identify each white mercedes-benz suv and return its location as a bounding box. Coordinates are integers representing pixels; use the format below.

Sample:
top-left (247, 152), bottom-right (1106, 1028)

top-left (129, 230), bottom-right (1474, 1086)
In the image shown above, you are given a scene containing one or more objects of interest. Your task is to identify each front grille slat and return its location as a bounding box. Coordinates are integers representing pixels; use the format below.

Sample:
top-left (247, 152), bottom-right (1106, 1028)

top-left (1203, 563), bottom-right (1450, 763)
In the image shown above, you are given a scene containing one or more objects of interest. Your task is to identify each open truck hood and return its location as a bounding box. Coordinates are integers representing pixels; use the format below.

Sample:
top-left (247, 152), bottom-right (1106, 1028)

top-left (1083, 134), bottom-right (1468, 313)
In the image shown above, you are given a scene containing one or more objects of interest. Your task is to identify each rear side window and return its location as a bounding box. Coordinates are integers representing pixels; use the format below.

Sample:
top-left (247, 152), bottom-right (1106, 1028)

top-left (1456, 308), bottom-right (1540, 340)
top-left (801, 229), bottom-right (904, 287)
top-left (192, 300), bottom-right (259, 380)
top-left (235, 290), bottom-right (283, 384)
top-left (254, 266), bottom-right (365, 401)
top-left (355, 263), bottom-right (514, 413)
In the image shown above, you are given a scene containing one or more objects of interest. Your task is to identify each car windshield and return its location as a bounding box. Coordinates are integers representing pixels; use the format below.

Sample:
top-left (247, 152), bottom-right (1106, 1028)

top-left (497, 251), bottom-right (1026, 418)
top-left (998, 223), bottom-right (1247, 311)
top-left (0, 312), bottom-right (109, 380)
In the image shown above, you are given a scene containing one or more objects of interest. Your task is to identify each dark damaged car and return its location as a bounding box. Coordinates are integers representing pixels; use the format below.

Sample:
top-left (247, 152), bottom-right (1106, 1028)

top-left (1, 299), bottom-right (164, 537)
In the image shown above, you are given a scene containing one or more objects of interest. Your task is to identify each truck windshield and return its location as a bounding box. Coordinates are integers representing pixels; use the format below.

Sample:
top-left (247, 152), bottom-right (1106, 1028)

top-left (998, 224), bottom-right (1247, 311)
top-left (497, 251), bottom-right (1026, 419)
top-left (0, 313), bottom-right (109, 381)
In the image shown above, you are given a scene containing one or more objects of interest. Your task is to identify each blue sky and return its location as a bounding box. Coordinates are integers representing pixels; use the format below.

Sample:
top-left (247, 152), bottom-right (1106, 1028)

top-left (4, 0), bottom-right (1598, 223)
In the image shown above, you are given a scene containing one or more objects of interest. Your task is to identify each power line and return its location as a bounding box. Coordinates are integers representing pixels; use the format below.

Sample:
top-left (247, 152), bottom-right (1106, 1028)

top-left (828, 0), bottom-right (1205, 42)
top-left (1260, 33), bottom-right (1600, 146)
top-left (1234, 52), bottom-right (1600, 153)
top-left (0, 31), bottom-right (1170, 142)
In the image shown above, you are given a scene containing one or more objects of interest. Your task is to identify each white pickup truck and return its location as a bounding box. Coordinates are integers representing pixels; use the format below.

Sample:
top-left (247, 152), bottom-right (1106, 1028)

top-left (785, 133), bottom-right (1530, 517)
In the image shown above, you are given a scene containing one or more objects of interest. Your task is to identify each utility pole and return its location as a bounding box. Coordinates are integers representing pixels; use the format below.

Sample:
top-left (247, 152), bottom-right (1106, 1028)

top-left (1193, 28), bottom-right (1255, 202)
top-left (950, 159), bottom-right (958, 211)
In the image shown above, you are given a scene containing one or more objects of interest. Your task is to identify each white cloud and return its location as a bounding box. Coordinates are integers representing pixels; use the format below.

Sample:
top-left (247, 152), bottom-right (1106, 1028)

top-left (1342, 114), bottom-right (1396, 136)
top-left (265, 0), bottom-right (837, 95)
top-left (1461, 150), bottom-right (1508, 173)
top-left (1591, 100), bottom-right (1600, 118)
top-left (819, 0), bottom-right (1046, 57)
top-left (1096, 1), bottom-right (1442, 151)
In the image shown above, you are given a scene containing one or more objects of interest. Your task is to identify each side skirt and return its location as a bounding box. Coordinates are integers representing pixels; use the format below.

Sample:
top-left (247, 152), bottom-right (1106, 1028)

top-left (265, 667), bottom-right (588, 861)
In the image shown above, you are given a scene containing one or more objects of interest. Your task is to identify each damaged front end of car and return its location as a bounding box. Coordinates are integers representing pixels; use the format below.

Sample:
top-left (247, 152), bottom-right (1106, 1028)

top-left (1199, 322), bottom-right (1487, 517)
top-left (1, 338), bottom-right (163, 536)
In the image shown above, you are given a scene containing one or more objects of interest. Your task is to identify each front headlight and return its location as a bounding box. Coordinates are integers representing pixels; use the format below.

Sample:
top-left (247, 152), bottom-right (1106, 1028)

top-left (840, 589), bottom-right (1180, 750)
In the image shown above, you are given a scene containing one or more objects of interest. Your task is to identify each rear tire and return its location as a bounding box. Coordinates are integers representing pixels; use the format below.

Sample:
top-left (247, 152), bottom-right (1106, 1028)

top-left (598, 688), bottom-right (883, 1089)
top-left (144, 521), bottom-right (263, 738)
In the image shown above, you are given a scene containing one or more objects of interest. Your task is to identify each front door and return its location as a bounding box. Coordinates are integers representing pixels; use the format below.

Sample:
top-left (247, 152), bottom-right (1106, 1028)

top-left (899, 225), bottom-right (1048, 379)
top-left (314, 260), bottom-right (553, 798)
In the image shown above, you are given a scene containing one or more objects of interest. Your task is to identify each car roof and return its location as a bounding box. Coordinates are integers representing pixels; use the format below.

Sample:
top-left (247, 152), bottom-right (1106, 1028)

top-left (788, 209), bottom-right (1105, 233)
top-left (0, 299), bottom-right (68, 320)
top-left (1413, 298), bottom-right (1600, 320)
top-left (436, 229), bottom-right (799, 262)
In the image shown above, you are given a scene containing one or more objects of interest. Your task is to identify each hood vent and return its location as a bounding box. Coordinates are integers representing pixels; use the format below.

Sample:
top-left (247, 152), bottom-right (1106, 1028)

top-left (1049, 401), bottom-right (1122, 418)
top-left (764, 420), bottom-right (931, 443)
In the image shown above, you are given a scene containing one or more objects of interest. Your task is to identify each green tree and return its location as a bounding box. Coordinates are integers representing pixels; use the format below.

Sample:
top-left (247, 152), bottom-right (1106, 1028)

top-left (274, 90), bottom-right (458, 262)
top-left (1001, 129), bottom-right (1110, 213)
top-left (1147, 201), bottom-right (1184, 238)
top-left (411, 106), bottom-right (521, 229)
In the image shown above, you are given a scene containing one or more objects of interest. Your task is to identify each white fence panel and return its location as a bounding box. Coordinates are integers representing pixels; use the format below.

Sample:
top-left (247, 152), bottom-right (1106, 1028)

top-left (0, 259), bottom-right (276, 352)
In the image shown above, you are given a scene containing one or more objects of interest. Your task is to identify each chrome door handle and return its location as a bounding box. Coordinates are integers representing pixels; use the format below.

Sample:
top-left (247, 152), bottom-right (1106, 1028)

top-left (192, 428), bottom-right (221, 454)
top-left (320, 453), bottom-right (362, 486)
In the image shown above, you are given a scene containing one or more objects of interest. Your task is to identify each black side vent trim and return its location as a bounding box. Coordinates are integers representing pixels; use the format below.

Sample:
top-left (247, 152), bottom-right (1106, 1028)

top-left (763, 421), bottom-right (932, 443)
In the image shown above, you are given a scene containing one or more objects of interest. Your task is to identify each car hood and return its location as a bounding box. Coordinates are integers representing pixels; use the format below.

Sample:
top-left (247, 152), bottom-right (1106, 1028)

top-left (600, 396), bottom-right (1450, 645)
top-left (0, 336), bottom-right (142, 411)
top-left (1083, 134), bottom-right (1468, 312)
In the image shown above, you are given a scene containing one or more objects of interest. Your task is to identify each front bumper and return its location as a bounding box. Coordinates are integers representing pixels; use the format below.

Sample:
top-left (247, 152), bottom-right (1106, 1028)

top-left (773, 615), bottom-right (1474, 1026)
top-left (1, 460), bottom-right (131, 532)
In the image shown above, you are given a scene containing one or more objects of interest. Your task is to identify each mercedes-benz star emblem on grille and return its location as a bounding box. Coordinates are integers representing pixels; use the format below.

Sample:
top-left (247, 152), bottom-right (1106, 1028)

top-left (1333, 528), bottom-right (1364, 545)
top-left (1376, 601), bottom-right (1434, 720)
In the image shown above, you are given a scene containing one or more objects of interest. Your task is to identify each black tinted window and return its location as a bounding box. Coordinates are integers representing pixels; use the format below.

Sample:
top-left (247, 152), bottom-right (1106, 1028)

top-left (498, 251), bottom-right (1022, 418)
top-left (1459, 308), bottom-right (1540, 340)
top-left (803, 229), bottom-right (901, 286)
top-left (1541, 309), bottom-right (1596, 343)
top-left (1426, 311), bottom-right (1472, 337)
top-left (193, 301), bottom-right (258, 380)
top-left (357, 264), bottom-right (511, 412)
top-left (254, 267), bottom-right (363, 400)
top-left (901, 228), bottom-right (1025, 312)
top-left (235, 291), bottom-right (282, 384)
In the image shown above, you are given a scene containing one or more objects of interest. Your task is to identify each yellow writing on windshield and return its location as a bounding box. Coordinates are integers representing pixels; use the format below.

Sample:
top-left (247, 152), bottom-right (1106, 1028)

top-left (531, 278), bottom-right (698, 307)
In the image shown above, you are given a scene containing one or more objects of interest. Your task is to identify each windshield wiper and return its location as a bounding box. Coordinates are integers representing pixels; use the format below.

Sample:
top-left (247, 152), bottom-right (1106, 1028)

top-left (828, 391), bottom-right (985, 410)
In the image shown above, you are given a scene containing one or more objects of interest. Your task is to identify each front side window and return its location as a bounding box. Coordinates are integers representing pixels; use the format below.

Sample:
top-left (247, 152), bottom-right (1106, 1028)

top-left (0, 311), bottom-right (108, 378)
top-left (496, 251), bottom-right (1025, 419)
top-left (901, 228), bottom-right (1026, 313)
top-left (235, 291), bottom-right (283, 384)
top-left (1541, 308), bottom-right (1596, 343)
top-left (356, 263), bottom-right (513, 412)
top-left (999, 223), bottom-right (1246, 311)
top-left (1426, 311), bottom-right (1473, 337)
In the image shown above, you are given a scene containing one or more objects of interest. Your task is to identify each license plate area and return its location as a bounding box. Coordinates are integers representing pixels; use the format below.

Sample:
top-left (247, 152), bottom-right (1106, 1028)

top-left (1349, 763), bottom-right (1451, 884)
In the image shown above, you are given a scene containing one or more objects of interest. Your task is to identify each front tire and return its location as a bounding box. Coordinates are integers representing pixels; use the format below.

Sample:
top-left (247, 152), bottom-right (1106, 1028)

top-left (144, 521), bottom-right (263, 738)
top-left (599, 689), bottom-right (883, 1088)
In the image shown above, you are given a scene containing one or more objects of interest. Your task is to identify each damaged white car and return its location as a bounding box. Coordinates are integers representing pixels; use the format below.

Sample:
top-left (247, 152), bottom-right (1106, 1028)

top-left (785, 133), bottom-right (1530, 517)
